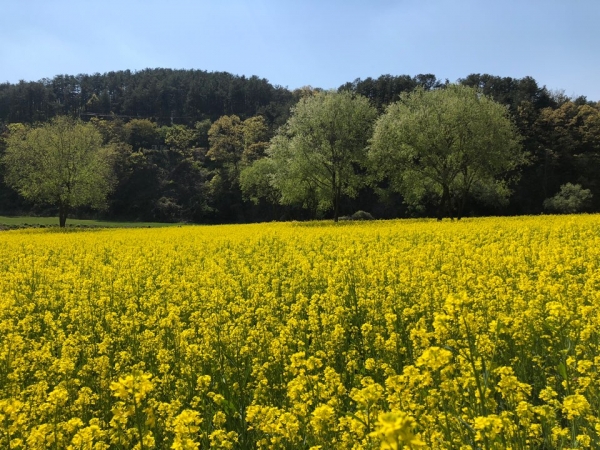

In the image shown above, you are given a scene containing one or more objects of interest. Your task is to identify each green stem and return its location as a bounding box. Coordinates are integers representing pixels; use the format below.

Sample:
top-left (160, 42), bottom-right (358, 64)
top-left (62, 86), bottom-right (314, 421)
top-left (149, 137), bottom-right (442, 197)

top-left (133, 399), bottom-right (145, 450)
top-left (462, 316), bottom-right (488, 416)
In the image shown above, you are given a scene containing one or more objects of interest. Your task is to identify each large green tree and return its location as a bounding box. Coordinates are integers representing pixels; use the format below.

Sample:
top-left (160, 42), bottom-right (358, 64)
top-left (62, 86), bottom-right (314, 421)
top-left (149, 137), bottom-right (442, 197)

top-left (2, 116), bottom-right (115, 226)
top-left (369, 85), bottom-right (526, 219)
top-left (253, 90), bottom-right (377, 221)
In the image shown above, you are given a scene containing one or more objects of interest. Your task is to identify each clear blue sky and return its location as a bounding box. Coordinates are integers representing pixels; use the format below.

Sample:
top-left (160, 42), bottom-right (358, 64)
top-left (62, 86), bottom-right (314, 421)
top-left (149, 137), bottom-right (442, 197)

top-left (2, 0), bottom-right (599, 100)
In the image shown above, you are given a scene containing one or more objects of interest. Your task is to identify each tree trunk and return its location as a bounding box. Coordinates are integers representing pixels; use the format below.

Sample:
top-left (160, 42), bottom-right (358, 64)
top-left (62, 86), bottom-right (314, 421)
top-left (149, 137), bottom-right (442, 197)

top-left (457, 190), bottom-right (468, 220)
top-left (58, 203), bottom-right (68, 228)
top-left (333, 188), bottom-right (340, 223)
top-left (437, 186), bottom-right (450, 221)
top-left (332, 173), bottom-right (339, 222)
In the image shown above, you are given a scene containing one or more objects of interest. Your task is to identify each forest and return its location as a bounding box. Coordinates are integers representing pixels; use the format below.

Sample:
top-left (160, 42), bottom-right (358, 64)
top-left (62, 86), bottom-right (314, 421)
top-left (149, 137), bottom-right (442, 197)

top-left (1, 68), bottom-right (599, 223)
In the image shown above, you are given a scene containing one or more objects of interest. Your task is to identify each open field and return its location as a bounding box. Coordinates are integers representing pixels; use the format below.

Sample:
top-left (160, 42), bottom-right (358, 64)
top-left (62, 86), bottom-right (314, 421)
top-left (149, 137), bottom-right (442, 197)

top-left (0, 216), bottom-right (179, 229)
top-left (1, 216), bottom-right (599, 449)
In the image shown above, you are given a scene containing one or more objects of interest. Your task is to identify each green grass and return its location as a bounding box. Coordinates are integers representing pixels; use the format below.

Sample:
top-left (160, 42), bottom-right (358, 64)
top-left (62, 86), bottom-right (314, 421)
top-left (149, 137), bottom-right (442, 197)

top-left (0, 216), bottom-right (180, 228)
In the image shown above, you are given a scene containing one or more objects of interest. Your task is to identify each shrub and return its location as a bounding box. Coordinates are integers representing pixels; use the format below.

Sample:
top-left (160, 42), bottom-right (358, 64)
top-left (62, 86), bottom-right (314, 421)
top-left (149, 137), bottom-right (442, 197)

top-left (543, 183), bottom-right (592, 214)
top-left (340, 210), bottom-right (375, 221)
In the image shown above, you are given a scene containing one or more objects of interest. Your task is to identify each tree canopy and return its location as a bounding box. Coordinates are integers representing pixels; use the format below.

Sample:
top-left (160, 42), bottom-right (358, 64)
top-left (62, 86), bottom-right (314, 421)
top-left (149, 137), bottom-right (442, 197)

top-left (369, 85), bottom-right (527, 219)
top-left (0, 69), bottom-right (599, 223)
top-left (2, 116), bottom-right (115, 226)
top-left (247, 91), bottom-right (377, 221)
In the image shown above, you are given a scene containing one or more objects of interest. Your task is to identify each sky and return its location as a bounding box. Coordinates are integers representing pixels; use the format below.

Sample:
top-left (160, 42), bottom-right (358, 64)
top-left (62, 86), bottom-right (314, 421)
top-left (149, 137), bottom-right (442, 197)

top-left (1, 0), bottom-right (599, 100)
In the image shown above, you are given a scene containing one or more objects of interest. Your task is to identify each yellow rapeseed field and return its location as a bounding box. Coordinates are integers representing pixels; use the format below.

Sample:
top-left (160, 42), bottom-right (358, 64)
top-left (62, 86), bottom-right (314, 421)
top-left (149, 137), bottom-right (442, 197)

top-left (1, 216), bottom-right (600, 449)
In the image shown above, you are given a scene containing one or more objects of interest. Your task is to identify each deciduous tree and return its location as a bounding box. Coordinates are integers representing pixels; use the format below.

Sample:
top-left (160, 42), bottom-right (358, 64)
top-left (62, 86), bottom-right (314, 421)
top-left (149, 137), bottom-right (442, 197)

top-left (2, 116), bottom-right (115, 226)
top-left (258, 91), bottom-right (377, 221)
top-left (208, 115), bottom-right (270, 184)
top-left (369, 85), bottom-right (526, 219)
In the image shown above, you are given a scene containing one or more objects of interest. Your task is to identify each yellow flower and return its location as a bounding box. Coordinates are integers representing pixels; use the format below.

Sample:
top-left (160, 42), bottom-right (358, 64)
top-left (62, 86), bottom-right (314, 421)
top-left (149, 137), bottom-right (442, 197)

top-left (2, 215), bottom-right (600, 448)
top-left (370, 411), bottom-right (425, 449)
top-left (110, 372), bottom-right (154, 403)
top-left (474, 415), bottom-right (503, 439)
top-left (562, 394), bottom-right (590, 420)
top-left (209, 429), bottom-right (238, 450)
top-left (310, 404), bottom-right (336, 435)
top-left (416, 346), bottom-right (453, 372)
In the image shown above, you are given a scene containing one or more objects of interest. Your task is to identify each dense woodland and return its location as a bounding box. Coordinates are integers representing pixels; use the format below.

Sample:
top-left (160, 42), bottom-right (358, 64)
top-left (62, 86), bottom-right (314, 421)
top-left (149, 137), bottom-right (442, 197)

top-left (1, 68), bottom-right (599, 223)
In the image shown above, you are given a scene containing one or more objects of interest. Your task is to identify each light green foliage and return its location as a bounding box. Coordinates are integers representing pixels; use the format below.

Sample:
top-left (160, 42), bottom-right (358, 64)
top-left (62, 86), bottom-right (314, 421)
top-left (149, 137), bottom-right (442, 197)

top-left (2, 116), bottom-right (115, 227)
top-left (260, 90), bottom-right (377, 221)
top-left (90, 117), bottom-right (129, 145)
top-left (369, 85), bottom-right (526, 219)
top-left (260, 133), bottom-right (320, 215)
top-left (239, 157), bottom-right (279, 205)
top-left (543, 183), bottom-right (592, 213)
top-left (207, 115), bottom-right (270, 179)
top-left (164, 124), bottom-right (197, 154)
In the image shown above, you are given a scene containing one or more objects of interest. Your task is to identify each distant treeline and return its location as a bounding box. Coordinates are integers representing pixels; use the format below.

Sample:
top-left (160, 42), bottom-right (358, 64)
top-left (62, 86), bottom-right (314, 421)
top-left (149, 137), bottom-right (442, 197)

top-left (1, 68), bottom-right (599, 222)
top-left (0, 69), bottom-right (295, 127)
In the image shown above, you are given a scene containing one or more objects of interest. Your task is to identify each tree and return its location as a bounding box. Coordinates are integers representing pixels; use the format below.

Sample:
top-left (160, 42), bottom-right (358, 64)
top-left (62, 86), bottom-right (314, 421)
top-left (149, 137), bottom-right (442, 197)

top-left (2, 116), bottom-right (115, 226)
top-left (338, 74), bottom-right (441, 112)
top-left (239, 157), bottom-right (280, 206)
top-left (207, 115), bottom-right (245, 179)
top-left (517, 101), bottom-right (600, 212)
top-left (459, 74), bottom-right (553, 112)
top-left (125, 119), bottom-right (160, 151)
top-left (164, 124), bottom-right (197, 154)
top-left (241, 115), bottom-right (269, 163)
top-left (205, 115), bottom-right (271, 222)
top-left (369, 85), bottom-right (526, 219)
top-left (194, 119), bottom-right (212, 149)
top-left (207, 114), bottom-right (270, 189)
top-left (255, 90), bottom-right (377, 221)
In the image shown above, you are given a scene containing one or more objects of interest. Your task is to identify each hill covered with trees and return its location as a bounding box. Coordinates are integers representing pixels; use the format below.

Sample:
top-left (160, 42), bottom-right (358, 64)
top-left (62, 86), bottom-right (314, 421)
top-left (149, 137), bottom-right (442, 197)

top-left (1, 68), bottom-right (599, 223)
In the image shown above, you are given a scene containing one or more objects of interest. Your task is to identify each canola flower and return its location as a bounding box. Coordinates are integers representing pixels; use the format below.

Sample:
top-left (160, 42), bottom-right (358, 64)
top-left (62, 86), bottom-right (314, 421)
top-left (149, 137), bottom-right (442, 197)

top-left (1, 215), bottom-right (600, 449)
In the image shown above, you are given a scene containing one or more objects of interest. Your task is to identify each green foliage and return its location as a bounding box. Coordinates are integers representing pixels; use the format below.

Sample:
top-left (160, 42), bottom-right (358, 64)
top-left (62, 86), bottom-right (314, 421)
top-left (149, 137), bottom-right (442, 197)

top-left (513, 101), bottom-right (600, 212)
top-left (0, 69), bottom-right (599, 222)
top-left (262, 90), bottom-right (378, 221)
top-left (194, 119), bottom-right (212, 149)
top-left (207, 114), bottom-right (270, 210)
top-left (207, 115), bottom-right (245, 176)
top-left (0, 69), bottom-right (292, 124)
top-left (125, 119), bottom-right (160, 151)
top-left (91, 117), bottom-right (130, 145)
top-left (369, 85), bottom-right (526, 219)
top-left (2, 116), bottom-right (116, 226)
top-left (241, 115), bottom-right (269, 163)
top-left (536, 102), bottom-right (600, 157)
top-left (239, 157), bottom-right (278, 205)
top-left (164, 124), bottom-right (197, 154)
top-left (338, 73), bottom-right (441, 111)
top-left (543, 183), bottom-right (593, 213)
top-left (459, 74), bottom-right (553, 112)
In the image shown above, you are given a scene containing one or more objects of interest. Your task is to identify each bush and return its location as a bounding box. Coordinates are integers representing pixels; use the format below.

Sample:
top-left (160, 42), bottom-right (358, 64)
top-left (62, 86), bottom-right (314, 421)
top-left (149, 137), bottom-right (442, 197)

top-left (543, 183), bottom-right (592, 214)
top-left (339, 210), bottom-right (375, 221)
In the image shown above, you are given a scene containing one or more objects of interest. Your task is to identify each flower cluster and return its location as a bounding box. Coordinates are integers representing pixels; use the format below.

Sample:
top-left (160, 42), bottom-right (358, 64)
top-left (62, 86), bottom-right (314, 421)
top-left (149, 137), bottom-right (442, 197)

top-left (0, 215), bottom-right (599, 448)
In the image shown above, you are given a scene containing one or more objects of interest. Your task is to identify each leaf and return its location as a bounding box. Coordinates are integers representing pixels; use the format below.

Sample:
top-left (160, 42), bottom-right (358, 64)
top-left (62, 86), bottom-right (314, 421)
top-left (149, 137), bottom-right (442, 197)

top-left (557, 361), bottom-right (567, 380)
